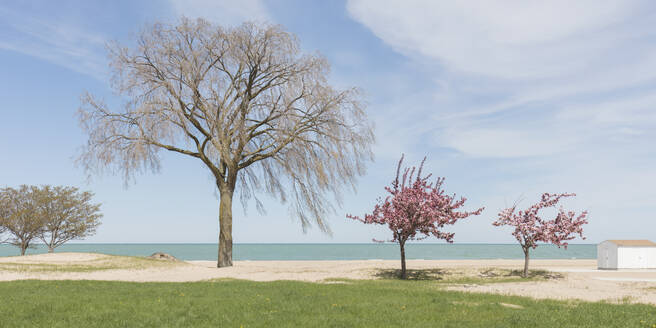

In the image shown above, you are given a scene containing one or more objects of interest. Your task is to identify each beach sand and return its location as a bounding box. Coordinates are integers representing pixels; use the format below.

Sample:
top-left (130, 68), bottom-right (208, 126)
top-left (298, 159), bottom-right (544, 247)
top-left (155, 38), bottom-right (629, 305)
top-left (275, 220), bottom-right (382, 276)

top-left (1, 253), bottom-right (655, 305)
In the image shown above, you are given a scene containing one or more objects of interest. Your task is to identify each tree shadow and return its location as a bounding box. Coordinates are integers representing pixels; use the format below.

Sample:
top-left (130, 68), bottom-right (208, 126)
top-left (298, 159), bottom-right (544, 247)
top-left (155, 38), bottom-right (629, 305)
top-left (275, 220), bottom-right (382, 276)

top-left (374, 268), bottom-right (448, 280)
top-left (506, 269), bottom-right (563, 280)
top-left (373, 267), bottom-right (564, 281)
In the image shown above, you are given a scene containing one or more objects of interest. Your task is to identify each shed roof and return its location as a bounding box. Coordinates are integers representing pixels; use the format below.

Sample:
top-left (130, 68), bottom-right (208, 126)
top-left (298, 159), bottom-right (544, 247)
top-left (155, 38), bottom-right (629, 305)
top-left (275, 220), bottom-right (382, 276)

top-left (605, 240), bottom-right (656, 247)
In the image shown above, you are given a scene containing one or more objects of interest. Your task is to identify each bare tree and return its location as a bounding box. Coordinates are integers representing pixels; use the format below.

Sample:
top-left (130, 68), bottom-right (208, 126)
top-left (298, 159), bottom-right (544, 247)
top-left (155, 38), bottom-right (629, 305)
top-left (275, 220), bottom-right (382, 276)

top-left (38, 186), bottom-right (102, 253)
top-left (0, 196), bottom-right (8, 244)
top-left (78, 18), bottom-right (375, 267)
top-left (0, 225), bottom-right (6, 244)
top-left (0, 186), bottom-right (45, 255)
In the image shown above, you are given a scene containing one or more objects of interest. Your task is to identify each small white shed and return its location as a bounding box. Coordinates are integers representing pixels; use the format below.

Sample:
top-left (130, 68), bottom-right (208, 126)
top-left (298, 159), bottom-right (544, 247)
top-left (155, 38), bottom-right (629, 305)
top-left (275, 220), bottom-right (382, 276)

top-left (597, 240), bottom-right (656, 269)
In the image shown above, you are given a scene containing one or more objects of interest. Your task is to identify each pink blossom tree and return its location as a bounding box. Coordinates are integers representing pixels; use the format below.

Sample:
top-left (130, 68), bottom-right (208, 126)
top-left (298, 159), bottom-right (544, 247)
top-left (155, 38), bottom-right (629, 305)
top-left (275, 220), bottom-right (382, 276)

top-left (347, 155), bottom-right (484, 279)
top-left (493, 193), bottom-right (588, 278)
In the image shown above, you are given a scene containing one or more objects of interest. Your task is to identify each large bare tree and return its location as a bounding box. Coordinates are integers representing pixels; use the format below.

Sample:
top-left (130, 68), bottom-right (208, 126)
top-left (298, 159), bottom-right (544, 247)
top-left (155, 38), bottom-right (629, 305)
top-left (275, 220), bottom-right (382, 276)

top-left (78, 18), bottom-right (375, 267)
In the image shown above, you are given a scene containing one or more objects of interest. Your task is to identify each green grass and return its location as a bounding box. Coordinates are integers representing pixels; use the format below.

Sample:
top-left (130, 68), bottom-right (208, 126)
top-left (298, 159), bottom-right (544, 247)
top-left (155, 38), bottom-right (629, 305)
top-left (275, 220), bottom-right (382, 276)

top-left (1, 279), bottom-right (655, 327)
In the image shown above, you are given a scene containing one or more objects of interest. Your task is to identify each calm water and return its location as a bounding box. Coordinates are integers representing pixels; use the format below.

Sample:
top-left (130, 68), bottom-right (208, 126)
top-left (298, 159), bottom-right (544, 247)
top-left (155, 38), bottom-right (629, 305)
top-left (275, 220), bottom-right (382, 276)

top-left (0, 243), bottom-right (596, 261)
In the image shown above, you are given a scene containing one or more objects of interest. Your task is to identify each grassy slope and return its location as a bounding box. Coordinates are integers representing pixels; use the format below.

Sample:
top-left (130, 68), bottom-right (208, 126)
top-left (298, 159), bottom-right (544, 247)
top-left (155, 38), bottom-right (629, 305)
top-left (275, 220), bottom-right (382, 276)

top-left (1, 279), bottom-right (655, 328)
top-left (0, 255), bottom-right (183, 273)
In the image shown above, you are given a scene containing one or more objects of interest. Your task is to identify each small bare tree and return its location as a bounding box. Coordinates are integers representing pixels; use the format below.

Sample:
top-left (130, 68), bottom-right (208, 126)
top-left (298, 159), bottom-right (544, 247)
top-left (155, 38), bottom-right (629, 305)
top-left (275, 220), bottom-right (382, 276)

top-left (0, 186), bottom-right (45, 255)
top-left (38, 186), bottom-right (102, 253)
top-left (78, 18), bottom-right (374, 267)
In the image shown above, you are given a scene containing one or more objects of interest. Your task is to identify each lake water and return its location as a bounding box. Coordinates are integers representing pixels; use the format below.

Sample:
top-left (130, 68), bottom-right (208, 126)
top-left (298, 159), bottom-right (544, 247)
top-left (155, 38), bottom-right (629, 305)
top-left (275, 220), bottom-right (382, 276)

top-left (0, 243), bottom-right (596, 261)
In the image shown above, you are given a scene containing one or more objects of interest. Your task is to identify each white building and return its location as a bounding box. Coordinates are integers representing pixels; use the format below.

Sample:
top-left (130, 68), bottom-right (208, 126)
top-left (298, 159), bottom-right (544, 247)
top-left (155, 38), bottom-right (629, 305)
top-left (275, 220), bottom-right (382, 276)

top-left (597, 240), bottom-right (656, 269)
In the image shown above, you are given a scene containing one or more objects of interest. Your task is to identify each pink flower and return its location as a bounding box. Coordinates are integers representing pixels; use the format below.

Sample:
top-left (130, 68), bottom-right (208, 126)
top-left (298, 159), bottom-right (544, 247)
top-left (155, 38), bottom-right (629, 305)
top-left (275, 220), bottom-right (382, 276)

top-left (347, 154), bottom-right (484, 245)
top-left (492, 193), bottom-right (588, 250)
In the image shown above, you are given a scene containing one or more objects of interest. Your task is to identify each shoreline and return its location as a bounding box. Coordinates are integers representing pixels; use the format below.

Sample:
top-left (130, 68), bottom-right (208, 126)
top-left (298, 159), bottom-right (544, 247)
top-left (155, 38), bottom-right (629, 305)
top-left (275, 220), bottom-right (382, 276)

top-left (0, 243), bottom-right (598, 261)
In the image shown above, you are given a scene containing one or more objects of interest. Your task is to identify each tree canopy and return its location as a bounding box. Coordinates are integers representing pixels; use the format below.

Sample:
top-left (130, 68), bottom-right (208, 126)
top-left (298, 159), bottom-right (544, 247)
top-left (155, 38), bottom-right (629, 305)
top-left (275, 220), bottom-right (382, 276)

top-left (38, 186), bottom-right (102, 253)
top-left (0, 185), bottom-right (102, 255)
top-left (0, 186), bottom-right (45, 255)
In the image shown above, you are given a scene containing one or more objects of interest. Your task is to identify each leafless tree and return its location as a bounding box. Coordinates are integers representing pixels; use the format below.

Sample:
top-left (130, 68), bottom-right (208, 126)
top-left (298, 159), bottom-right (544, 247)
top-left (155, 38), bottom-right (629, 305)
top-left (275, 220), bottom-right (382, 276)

top-left (0, 196), bottom-right (8, 244)
top-left (0, 186), bottom-right (46, 255)
top-left (78, 18), bottom-right (375, 267)
top-left (38, 186), bottom-right (102, 253)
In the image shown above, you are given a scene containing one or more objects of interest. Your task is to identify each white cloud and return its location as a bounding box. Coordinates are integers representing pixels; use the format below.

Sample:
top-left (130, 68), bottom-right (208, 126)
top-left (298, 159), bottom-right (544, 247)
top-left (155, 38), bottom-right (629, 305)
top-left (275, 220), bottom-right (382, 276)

top-left (347, 0), bottom-right (648, 79)
top-left (169, 0), bottom-right (271, 25)
top-left (558, 92), bottom-right (656, 126)
top-left (440, 128), bottom-right (573, 158)
top-left (347, 0), bottom-right (656, 158)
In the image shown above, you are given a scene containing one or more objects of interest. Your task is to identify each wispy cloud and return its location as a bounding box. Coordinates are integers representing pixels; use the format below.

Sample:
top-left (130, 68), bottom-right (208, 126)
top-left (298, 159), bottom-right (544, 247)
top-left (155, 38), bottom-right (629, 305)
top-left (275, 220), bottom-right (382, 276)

top-left (348, 0), bottom-right (649, 80)
top-left (0, 0), bottom-right (274, 81)
top-left (347, 0), bottom-right (656, 158)
top-left (0, 6), bottom-right (107, 80)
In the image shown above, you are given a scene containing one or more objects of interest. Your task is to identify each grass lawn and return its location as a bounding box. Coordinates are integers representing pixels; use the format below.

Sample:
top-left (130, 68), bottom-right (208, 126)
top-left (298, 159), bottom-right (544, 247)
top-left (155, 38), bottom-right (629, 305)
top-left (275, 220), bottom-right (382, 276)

top-left (1, 279), bottom-right (655, 327)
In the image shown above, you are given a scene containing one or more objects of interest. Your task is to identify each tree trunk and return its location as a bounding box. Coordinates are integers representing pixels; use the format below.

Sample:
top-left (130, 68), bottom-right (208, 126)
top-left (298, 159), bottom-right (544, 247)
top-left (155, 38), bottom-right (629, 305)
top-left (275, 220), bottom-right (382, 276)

top-left (399, 241), bottom-right (407, 279)
top-left (20, 243), bottom-right (27, 256)
top-left (217, 186), bottom-right (234, 268)
top-left (49, 234), bottom-right (57, 254)
top-left (523, 247), bottom-right (530, 278)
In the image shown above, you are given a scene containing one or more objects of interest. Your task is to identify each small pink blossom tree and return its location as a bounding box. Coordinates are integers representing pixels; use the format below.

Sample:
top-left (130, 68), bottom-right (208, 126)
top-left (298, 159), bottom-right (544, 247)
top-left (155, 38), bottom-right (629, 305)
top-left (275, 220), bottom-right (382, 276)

top-left (347, 155), bottom-right (484, 279)
top-left (493, 193), bottom-right (588, 278)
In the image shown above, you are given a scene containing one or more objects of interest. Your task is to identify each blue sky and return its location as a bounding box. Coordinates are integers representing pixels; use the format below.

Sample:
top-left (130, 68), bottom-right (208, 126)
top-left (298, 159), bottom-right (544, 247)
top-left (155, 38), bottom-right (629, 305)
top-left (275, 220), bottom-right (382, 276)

top-left (1, 0), bottom-right (655, 244)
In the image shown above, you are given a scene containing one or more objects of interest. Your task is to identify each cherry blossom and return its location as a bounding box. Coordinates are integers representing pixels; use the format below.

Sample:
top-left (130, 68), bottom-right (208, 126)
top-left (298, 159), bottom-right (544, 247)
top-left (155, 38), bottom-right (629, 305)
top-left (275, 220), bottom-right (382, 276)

top-left (493, 193), bottom-right (588, 277)
top-left (348, 155), bottom-right (484, 279)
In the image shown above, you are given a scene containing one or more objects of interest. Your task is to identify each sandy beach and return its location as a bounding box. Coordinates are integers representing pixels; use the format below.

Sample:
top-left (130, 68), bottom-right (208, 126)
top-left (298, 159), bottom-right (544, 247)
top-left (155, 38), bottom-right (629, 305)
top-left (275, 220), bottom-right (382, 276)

top-left (1, 253), bottom-right (655, 305)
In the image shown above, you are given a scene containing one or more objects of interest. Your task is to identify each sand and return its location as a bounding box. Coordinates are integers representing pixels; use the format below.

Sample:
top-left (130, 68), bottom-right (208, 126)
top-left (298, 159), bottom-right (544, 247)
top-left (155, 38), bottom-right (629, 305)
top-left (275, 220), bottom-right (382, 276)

top-left (1, 253), bottom-right (655, 305)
